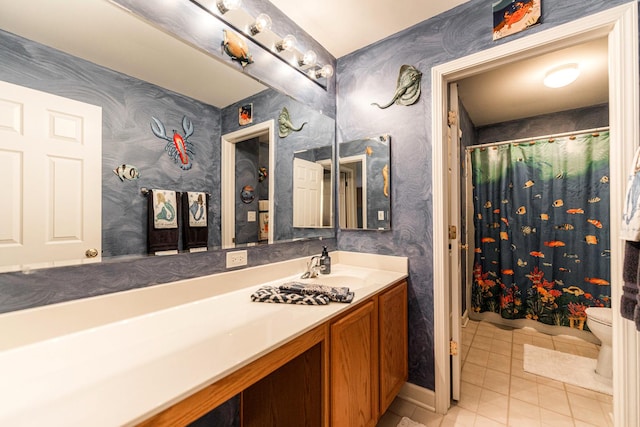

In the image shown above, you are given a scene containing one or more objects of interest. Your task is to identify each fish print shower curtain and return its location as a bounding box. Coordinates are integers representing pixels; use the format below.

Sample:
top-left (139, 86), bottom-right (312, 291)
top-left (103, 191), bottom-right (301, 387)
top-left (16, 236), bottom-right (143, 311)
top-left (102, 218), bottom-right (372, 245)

top-left (470, 131), bottom-right (611, 330)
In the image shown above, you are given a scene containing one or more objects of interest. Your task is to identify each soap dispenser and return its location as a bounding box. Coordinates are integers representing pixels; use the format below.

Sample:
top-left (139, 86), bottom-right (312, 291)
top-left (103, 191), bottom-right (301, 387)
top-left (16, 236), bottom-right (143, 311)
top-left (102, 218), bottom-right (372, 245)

top-left (319, 246), bottom-right (331, 274)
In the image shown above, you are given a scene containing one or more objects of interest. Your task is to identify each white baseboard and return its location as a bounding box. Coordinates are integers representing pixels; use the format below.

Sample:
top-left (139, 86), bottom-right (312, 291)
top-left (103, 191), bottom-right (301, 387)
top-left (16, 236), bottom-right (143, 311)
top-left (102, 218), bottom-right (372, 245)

top-left (461, 309), bottom-right (469, 328)
top-left (397, 382), bottom-right (436, 412)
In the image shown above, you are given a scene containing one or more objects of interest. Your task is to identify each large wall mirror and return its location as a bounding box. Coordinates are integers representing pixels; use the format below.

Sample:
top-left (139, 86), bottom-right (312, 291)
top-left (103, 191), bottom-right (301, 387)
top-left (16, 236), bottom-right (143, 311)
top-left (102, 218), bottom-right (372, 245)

top-left (338, 134), bottom-right (391, 230)
top-left (0, 0), bottom-right (335, 272)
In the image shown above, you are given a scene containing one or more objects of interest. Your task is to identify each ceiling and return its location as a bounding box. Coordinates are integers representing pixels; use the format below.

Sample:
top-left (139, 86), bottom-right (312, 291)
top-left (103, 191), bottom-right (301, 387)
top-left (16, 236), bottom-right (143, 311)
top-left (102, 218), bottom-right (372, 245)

top-left (0, 0), bottom-right (267, 109)
top-left (0, 0), bottom-right (609, 125)
top-left (269, 0), bottom-right (609, 126)
top-left (458, 37), bottom-right (609, 126)
top-left (269, 0), bottom-right (471, 59)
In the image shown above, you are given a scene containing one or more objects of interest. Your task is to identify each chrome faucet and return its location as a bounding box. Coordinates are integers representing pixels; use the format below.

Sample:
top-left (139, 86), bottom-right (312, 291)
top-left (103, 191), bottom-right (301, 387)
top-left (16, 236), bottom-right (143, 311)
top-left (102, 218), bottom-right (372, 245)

top-left (301, 256), bottom-right (321, 279)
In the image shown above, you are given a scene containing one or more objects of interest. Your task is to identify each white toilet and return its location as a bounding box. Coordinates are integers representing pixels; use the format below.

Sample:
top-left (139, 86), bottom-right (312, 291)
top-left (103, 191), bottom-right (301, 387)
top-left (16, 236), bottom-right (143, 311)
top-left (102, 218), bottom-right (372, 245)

top-left (585, 307), bottom-right (613, 379)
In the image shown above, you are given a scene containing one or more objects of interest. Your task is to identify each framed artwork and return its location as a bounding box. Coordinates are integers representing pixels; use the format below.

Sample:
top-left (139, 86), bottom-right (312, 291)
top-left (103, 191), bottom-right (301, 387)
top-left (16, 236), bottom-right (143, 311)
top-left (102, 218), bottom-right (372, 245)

top-left (239, 103), bottom-right (253, 126)
top-left (493, 0), bottom-right (541, 41)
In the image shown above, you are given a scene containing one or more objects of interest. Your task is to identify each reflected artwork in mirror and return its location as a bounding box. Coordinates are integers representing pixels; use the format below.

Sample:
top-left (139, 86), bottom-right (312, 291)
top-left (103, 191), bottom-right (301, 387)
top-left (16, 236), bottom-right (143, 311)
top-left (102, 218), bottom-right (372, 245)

top-left (0, 0), bottom-right (336, 272)
top-left (339, 135), bottom-right (391, 230)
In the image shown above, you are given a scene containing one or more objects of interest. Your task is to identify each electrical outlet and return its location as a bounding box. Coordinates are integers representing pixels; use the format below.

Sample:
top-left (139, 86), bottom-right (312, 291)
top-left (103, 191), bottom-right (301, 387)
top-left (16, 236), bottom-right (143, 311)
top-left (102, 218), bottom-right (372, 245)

top-left (378, 210), bottom-right (385, 221)
top-left (226, 250), bottom-right (247, 268)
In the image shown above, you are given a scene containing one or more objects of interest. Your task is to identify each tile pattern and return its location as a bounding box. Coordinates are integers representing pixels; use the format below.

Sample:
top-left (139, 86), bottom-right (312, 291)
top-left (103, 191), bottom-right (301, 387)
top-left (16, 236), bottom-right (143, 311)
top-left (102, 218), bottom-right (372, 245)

top-left (378, 320), bottom-right (613, 427)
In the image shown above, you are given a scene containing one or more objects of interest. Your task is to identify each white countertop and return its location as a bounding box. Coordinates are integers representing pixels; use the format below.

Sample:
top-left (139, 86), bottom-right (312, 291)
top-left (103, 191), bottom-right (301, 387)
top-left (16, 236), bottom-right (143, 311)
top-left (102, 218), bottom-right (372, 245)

top-left (0, 251), bottom-right (407, 426)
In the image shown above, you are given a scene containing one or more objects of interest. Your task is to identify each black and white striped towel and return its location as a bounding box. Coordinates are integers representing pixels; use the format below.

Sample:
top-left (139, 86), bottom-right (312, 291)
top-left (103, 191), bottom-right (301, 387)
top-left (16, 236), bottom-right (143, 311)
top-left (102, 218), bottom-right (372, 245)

top-left (250, 285), bottom-right (330, 305)
top-left (279, 282), bottom-right (354, 303)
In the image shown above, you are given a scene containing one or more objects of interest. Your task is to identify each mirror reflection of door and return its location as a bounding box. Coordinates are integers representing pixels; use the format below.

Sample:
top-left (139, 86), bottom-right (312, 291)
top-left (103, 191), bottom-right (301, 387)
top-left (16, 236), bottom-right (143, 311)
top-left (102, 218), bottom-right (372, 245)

top-left (221, 120), bottom-right (275, 248)
top-left (339, 159), bottom-right (366, 229)
top-left (292, 149), bottom-right (334, 228)
top-left (338, 135), bottom-right (390, 230)
top-left (293, 157), bottom-right (323, 227)
top-left (234, 133), bottom-right (269, 245)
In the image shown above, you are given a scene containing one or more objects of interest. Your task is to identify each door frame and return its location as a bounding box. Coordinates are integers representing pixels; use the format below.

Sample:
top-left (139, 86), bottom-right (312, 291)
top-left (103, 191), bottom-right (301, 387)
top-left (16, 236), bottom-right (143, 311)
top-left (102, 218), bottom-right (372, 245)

top-left (431, 4), bottom-right (639, 423)
top-left (317, 158), bottom-right (334, 227)
top-left (340, 155), bottom-right (368, 229)
top-left (221, 120), bottom-right (275, 248)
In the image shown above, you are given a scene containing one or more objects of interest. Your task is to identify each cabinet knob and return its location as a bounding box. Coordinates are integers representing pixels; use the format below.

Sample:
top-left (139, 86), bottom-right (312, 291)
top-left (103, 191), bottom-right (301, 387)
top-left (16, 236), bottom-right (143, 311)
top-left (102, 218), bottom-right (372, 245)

top-left (85, 248), bottom-right (99, 258)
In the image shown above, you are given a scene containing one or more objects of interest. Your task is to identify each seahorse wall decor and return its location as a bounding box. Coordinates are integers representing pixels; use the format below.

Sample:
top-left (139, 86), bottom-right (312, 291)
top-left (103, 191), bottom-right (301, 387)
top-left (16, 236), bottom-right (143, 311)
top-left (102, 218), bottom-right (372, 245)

top-left (372, 64), bottom-right (422, 109)
top-left (278, 107), bottom-right (307, 138)
top-left (382, 164), bottom-right (389, 197)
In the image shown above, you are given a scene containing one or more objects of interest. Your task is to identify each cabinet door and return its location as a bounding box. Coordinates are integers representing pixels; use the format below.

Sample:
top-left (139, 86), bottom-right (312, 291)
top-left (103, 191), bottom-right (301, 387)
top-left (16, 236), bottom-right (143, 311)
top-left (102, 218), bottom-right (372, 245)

top-left (330, 300), bottom-right (377, 427)
top-left (379, 281), bottom-right (408, 413)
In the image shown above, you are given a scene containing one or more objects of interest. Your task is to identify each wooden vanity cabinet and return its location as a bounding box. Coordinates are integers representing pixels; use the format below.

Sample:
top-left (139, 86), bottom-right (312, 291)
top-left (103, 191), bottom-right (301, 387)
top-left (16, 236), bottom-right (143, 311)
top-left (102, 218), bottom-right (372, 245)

top-left (378, 280), bottom-right (408, 414)
top-left (329, 280), bottom-right (408, 426)
top-left (330, 300), bottom-right (378, 427)
top-left (138, 280), bottom-right (407, 427)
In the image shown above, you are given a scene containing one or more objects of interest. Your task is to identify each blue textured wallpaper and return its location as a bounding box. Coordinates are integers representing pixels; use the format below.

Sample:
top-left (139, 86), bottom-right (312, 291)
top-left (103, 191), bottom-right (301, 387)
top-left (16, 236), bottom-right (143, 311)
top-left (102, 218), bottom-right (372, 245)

top-left (336, 0), bottom-right (632, 391)
top-left (0, 0), bottom-right (634, 423)
top-left (476, 103), bottom-right (609, 144)
top-left (0, 29), bottom-right (222, 258)
top-left (0, 0), bottom-right (337, 316)
top-left (222, 89), bottom-right (336, 241)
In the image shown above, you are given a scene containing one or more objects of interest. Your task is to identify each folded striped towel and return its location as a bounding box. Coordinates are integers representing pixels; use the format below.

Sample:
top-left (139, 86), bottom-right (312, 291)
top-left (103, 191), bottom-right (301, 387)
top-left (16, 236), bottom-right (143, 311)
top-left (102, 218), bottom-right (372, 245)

top-left (279, 282), bottom-right (354, 303)
top-left (250, 286), bottom-right (330, 305)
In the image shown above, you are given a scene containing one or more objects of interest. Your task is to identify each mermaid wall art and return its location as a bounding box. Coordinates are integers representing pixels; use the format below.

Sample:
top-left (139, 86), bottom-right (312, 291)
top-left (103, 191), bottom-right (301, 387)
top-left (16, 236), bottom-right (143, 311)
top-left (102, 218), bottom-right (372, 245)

top-left (153, 189), bottom-right (178, 229)
top-left (187, 192), bottom-right (207, 227)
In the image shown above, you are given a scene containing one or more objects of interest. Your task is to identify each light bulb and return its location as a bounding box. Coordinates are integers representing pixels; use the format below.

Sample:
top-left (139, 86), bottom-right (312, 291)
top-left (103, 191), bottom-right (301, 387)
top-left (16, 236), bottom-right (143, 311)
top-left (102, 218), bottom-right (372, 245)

top-left (250, 13), bottom-right (272, 35)
top-left (216, 0), bottom-right (241, 14)
top-left (298, 50), bottom-right (317, 67)
top-left (543, 63), bottom-right (580, 88)
top-left (314, 64), bottom-right (334, 79)
top-left (275, 35), bottom-right (296, 52)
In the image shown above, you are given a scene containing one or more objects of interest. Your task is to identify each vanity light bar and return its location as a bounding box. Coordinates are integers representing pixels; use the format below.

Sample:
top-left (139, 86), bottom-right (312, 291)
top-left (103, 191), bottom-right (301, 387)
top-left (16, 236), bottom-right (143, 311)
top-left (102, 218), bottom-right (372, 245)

top-left (190, 0), bottom-right (333, 88)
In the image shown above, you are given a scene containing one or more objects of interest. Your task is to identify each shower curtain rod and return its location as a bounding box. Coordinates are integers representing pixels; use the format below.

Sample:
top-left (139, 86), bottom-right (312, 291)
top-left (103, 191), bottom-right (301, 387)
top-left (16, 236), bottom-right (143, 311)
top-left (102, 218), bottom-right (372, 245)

top-left (465, 126), bottom-right (610, 151)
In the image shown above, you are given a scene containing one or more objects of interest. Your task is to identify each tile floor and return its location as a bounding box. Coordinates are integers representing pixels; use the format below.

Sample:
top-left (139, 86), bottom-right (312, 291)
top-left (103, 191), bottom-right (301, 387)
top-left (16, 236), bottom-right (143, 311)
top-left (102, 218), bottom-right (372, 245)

top-left (377, 319), bottom-right (613, 427)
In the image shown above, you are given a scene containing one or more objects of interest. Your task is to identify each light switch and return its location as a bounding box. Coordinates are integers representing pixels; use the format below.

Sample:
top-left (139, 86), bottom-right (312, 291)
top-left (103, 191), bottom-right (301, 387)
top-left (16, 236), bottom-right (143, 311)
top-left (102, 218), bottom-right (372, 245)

top-left (248, 211), bottom-right (256, 222)
top-left (378, 210), bottom-right (385, 220)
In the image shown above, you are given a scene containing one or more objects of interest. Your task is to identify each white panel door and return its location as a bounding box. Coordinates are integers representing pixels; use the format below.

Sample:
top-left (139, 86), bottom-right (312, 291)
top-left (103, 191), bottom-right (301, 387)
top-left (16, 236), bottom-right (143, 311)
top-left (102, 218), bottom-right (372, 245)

top-left (448, 82), bottom-right (462, 402)
top-left (0, 80), bottom-right (102, 272)
top-left (293, 157), bottom-right (323, 227)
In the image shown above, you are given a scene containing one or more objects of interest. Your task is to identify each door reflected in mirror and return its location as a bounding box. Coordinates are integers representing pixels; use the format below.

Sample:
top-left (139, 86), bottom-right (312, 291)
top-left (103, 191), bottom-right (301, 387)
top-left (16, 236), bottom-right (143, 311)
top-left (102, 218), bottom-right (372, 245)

top-left (0, 0), bottom-right (337, 270)
top-left (339, 135), bottom-right (391, 230)
top-left (293, 146), bottom-right (334, 228)
top-left (222, 120), bottom-right (275, 248)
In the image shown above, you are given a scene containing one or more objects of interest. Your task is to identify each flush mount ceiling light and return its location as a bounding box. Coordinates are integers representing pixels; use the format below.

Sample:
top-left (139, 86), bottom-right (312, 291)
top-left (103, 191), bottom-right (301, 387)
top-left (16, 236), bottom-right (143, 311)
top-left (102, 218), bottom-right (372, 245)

top-left (543, 63), bottom-right (580, 88)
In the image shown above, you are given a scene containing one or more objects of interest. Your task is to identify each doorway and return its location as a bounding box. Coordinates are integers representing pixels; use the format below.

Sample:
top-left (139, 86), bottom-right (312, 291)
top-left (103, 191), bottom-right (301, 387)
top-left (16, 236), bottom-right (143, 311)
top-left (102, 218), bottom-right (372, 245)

top-left (431, 4), bottom-right (639, 425)
top-left (339, 156), bottom-right (367, 229)
top-left (221, 120), bottom-right (275, 248)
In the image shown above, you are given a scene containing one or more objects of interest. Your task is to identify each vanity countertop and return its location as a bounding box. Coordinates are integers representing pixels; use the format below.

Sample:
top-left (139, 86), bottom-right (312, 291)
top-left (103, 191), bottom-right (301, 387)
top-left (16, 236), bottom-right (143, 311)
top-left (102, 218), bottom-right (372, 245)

top-left (0, 251), bottom-right (407, 426)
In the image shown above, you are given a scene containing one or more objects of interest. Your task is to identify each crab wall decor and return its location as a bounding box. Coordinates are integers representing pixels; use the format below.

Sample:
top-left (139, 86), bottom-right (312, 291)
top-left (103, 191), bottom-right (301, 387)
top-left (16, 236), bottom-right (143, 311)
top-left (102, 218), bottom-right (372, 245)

top-left (151, 115), bottom-right (195, 170)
